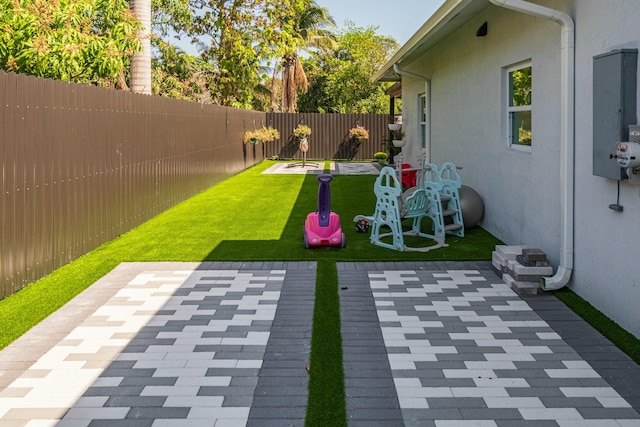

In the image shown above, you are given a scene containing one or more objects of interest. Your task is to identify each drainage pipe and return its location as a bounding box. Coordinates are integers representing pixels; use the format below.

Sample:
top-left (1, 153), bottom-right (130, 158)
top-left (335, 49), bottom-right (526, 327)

top-left (489, 0), bottom-right (574, 291)
top-left (393, 64), bottom-right (431, 163)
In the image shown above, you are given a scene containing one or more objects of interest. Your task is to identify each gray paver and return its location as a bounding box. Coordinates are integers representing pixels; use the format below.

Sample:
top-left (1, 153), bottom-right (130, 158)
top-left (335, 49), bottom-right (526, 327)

top-left (338, 261), bottom-right (640, 426)
top-left (0, 262), bottom-right (306, 427)
top-left (339, 266), bottom-right (404, 426)
top-left (0, 260), bottom-right (639, 427)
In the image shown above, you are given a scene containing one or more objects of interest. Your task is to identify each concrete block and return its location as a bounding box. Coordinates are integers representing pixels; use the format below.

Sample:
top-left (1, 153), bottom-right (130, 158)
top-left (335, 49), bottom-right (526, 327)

top-left (511, 273), bottom-right (552, 282)
top-left (492, 252), bottom-right (507, 272)
top-left (503, 274), bottom-right (542, 295)
top-left (521, 248), bottom-right (547, 261)
top-left (506, 260), bottom-right (552, 282)
top-left (494, 245), bottom-right (528, 260)
top-left (507, 261), bottom-right (553, 277)
top-left (516, 255), bottom-right (549, 267)
top-left (510, 261), bottom-right (553, 277)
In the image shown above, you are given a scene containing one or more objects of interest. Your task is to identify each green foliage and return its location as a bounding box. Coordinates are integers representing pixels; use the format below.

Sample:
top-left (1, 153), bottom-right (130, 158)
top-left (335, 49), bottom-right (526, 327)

top-left (262, 126), bottom-right (280, 142)
top-left (554, 288), bottom-right (640, 364)
top-left (510, 67), bottom-right (532, 145)
top-left (0, 0), bottom-right (142, 85)
top-left (151, 0), bottom-right (192, 37)
top-left (243, 129), bottom-right (260, 144)
top-left (243, 126), bottom-right (280, 143)
top-left (151, 41), bottom-right (215, 102)
top-left (293, 123), bottom-right (312, 138)
top-left (298, 22), bottom-right (398, 113)
top-left (273, 0), bottom-right (336, 112)
top-left (149, 0), bottom-right (336, 107)
top-left (348, 125), bottom-right (369, 140)
top-left (148, 0), bottom-right (335, 108)
top-left (186, 0), bottom-right (300, 108)
top-left (511, 66), bottom-right (532, 106)
top-left (290, 0), bottom-right (336, 53)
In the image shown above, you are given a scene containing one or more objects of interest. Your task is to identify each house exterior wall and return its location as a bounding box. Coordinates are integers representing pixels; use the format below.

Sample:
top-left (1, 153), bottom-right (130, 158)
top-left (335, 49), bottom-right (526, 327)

top-left (399, 0), bottom-right (640, 338)
top-left (571, 0), bottom-right (640, 338)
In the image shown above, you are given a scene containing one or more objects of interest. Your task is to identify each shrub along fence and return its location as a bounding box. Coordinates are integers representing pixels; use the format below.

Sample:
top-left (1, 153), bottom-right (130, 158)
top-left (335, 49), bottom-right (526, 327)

top-left (0, 71), bottom-right (392, 299)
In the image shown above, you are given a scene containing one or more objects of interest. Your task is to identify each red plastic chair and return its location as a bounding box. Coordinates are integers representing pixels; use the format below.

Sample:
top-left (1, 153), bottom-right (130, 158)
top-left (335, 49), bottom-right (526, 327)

top-left (401, 163), bottom-right (417, 188)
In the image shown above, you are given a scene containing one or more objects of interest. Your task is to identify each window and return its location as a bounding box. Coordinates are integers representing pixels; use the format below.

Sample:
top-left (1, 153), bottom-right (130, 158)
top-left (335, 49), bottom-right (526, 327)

top-left (507, 62), bottom-right (532, 148)
top-left (419, 93), bottom-right (427, 149)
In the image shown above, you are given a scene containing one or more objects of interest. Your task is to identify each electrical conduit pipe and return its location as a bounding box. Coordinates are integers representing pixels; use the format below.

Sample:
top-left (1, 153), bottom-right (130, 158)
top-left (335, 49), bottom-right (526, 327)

top-left (489, 0), bottom-right (575, 290)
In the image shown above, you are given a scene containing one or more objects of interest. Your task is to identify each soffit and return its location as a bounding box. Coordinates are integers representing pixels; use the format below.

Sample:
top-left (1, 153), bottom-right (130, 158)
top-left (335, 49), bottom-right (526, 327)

top-left (385, 81), bottom-right (402, 98)
top-left (374, 0), bottom-right (492, 82)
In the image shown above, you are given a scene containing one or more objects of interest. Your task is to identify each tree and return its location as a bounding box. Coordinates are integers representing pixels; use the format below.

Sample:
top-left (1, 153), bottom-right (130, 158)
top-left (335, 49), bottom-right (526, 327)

top-left (134, 0), bottom-right (193, 94)
top-left (276, 0), bottom-right (335, 112)
top-left (151, 0), bottom-right (192, 38)
top-left (134, 0), bottom-right (306, 106)
top-left (151, 41), bottom-right (214, 102)
top-left (0, 0), bottom-right (141, 87)
top-left (182, 0), bottom-right (299, 109)
top-left (298, 23), bottom-right (398, 114)
top-left (130, 0), bottom-right (152, 93)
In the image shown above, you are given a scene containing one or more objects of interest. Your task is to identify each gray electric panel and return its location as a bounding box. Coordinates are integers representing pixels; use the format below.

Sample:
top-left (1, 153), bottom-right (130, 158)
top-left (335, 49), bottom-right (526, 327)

top-left (593, 49), bottom-right (637, 180)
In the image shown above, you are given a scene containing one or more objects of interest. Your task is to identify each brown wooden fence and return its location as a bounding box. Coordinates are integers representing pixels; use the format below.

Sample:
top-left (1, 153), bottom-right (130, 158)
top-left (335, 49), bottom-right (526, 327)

top-left (0, 71), bottom-right (266, 299)
top-left (0, 71), bottom-right (392, 299)
top-left (265, 113), bottom-right (391, 161)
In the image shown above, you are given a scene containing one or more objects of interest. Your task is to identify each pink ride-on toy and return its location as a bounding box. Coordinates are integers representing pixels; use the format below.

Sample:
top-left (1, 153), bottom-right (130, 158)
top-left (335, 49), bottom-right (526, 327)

top-left (304, 174), bottom-right (345, 248)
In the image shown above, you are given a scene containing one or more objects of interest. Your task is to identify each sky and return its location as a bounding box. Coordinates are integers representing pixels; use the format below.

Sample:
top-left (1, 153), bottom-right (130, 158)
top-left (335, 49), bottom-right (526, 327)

top-left (315, 0), bottom-right (445, 46)
top-left (171, 0), bottom-right (445, 55)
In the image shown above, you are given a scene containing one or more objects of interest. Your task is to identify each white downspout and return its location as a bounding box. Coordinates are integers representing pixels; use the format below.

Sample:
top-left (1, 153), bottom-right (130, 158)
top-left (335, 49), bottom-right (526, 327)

top-left (489, 0), bottom-right (574, 291)
top-left (393, 64), bottom-right (431, 163)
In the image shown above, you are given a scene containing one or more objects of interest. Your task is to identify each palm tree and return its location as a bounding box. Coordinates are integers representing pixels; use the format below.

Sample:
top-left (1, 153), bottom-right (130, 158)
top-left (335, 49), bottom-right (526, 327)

top-left (280, 52), bottom-right (307, 113)
top-left (277, 0), bottom-right (336, 112)
top-left (130, 0), bottom-right (152, 94)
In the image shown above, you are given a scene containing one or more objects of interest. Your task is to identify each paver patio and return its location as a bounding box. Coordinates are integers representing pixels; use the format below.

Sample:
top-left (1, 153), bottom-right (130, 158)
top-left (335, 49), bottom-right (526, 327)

top-left (0, 261), bottom-right (639, 426)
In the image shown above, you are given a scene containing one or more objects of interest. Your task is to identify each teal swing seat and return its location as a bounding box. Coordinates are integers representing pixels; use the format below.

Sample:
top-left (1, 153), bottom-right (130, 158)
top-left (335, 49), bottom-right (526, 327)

top-left (369, 166), bottom-right (447, 252)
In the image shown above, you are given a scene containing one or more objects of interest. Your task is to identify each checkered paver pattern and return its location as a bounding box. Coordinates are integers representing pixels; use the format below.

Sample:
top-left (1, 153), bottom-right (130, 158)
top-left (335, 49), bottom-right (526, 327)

top-left (356, 265), bottom-right (640, 426)
top-left (2, 260), bottom-right (639, 426)
top-left (0, 262), bottom-right (315, 427)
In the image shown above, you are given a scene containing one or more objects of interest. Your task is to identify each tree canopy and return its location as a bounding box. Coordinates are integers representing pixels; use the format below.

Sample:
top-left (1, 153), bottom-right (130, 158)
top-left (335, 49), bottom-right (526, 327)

top-left (1, 0), bottom-right (399, 113)
top-left (176, 0), bottom-right (299, 108)
top-left (275, 0), bottom-right (335, 113)
top-left (0, 0), bottom-right (141, 87)
top-left (298, 22), bottom-right (399, 113)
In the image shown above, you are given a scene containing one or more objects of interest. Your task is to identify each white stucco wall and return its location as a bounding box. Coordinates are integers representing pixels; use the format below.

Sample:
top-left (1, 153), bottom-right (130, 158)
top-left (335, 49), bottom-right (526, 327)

top-left (401, 3), bottom-right (562, 261)
top-left (399, 0), bottom-right (640, 338)
top-left (571, 0), bottom-right (640, 338)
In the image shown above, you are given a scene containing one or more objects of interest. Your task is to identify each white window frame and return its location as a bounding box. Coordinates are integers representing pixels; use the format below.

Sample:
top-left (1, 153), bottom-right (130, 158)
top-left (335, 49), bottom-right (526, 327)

top-left (419, 93), bottom-right (427, 150)
top-left (505, 60), bottom-right (532, 152)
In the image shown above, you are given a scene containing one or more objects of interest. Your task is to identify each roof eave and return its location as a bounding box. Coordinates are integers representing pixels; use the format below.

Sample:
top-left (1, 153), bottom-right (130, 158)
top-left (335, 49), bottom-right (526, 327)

top-left (373, 0), bottom-right (490, 82)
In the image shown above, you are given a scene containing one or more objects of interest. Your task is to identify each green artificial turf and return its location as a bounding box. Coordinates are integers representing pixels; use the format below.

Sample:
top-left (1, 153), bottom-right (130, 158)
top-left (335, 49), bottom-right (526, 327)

top-left (205, 172), bottom-right (502, 262)
top-left (0, 161), bottom-right (306, 348)
top-left (1, 159), bottom-right (637, 426)
top-left (553, 288), bottom-right (640, 364)
top-left (305, 260), bottom-right (346, 426)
